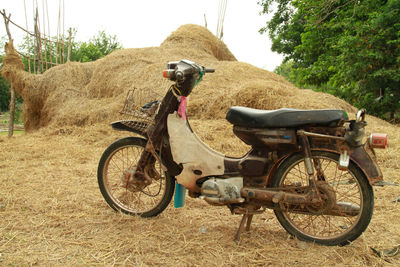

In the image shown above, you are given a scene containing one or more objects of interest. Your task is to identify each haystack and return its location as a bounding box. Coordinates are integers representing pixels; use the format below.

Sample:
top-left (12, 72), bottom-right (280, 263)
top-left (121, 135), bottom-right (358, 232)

top-left (2, 24), bottom-right (356, 132)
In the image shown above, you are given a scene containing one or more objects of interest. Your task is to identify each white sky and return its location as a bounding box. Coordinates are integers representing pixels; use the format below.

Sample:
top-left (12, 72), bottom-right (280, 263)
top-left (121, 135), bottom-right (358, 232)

top-left (1, 0), bottom-right (283, 71)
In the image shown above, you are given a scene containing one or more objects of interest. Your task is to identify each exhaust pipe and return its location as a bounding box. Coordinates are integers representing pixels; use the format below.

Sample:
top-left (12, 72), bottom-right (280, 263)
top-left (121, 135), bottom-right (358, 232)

top-left (241, 187), bottom-right (308, 204)
top-left (241, 187), bottom-right (360, 217)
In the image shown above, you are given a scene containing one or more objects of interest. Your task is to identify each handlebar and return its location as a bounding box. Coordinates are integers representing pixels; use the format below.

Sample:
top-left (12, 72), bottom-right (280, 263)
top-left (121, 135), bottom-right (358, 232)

top-left (163, 60), bottom-right (214, 82)
top-left (204, 68), bottom-right (215, 73)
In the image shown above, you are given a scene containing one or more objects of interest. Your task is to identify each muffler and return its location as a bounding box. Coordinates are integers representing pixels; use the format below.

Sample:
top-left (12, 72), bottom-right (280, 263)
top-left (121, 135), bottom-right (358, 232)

top-left (241, 187), bottom-right (308, 204)
top-left (241, 187), bottom-right (360, 217)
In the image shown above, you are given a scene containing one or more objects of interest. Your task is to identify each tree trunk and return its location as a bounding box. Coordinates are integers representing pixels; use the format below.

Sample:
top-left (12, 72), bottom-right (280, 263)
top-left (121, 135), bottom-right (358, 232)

top-left (2, 9), bottom-right (16, 137)
top-left (8, 87), bottom-right (15, 137)
top-left (390, 111), bottom-right (395, 121)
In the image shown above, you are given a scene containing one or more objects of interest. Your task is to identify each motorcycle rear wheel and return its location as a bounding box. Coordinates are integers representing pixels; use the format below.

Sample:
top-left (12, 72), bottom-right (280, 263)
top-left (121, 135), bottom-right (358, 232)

top-left (272, 151), bottom-right (373, 246)
top-left (97, 137), bottom-right (175, 217)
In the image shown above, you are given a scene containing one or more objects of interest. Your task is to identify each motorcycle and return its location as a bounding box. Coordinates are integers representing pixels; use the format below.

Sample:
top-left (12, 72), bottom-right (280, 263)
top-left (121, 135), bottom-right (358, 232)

top-left (97, 60), bottom-right (387, 246)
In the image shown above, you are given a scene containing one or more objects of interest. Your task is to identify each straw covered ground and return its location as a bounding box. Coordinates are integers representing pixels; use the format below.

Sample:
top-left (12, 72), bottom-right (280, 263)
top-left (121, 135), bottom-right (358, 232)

top-left (1, 24), bottom-right (400, 266)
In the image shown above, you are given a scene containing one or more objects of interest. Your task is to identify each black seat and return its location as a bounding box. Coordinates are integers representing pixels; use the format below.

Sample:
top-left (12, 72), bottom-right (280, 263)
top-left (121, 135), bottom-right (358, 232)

top-left (226, 106), bottom-right (348, 128)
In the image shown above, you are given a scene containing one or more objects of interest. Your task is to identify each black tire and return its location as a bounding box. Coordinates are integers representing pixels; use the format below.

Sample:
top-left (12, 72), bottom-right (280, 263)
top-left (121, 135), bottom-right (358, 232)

top-left (97, 137), bottom-right (175, 217)
top-left (272, 151), bottom-right (374, 246)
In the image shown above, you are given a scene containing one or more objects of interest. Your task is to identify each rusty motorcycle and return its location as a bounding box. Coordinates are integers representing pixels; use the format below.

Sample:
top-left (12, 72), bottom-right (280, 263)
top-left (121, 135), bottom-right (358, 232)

top-left (97, 60), bottom-right (387, 246)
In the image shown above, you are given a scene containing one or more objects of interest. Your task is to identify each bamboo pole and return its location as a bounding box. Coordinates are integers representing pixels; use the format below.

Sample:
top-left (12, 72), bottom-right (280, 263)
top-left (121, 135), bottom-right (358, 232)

top-left (67, 27), bottom-right (72, 61)
top-left (1, 10), bottom-right (16, 137)
top-left (24, 0), bottom-right (31, 72)
top-left (45, 0), bottom-right (53, 67)
top-left (34, 8), bottom-right (42, 73)
top-left (56, 0), bottom-right (61, 65)
top-left (42, 0), bottom-right (48, 71)
top-left (0, 9), bottom-right (68, 46)
top-left (62, 0), bottom-right (65, 64)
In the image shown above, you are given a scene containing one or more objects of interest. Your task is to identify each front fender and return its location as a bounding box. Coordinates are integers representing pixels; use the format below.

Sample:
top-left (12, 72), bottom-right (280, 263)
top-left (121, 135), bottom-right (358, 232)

top-left (110, 120), bottom-right (148, 138)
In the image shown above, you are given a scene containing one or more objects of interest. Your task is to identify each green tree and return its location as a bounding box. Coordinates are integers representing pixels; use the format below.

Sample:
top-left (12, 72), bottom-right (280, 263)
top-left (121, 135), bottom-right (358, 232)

top-left (259, 0), bottom-right (400, 120)
top-left (0, 74), bottom-right (10, 112)
top-left (18, 29), bottom-right (122, 69)
top-left (2, 30), bottom-right (122, 111)
top-left (71, 30), bottom-right (122, 62)
top-left (0, 36), bottom-right (10, 111)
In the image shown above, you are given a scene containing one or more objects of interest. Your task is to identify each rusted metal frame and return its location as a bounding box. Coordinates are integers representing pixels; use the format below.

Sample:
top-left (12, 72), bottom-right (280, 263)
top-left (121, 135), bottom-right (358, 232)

top-left (297, 131), bottom-right (315, 179)
top-left (298, 129), bottom-right (343, 180)
top-left (307, 136), bottom-right (383, 185)
top-left (272, 203), bottom-right (359, 217)
top-left (241, 187), bottom-right (359, 217)
top-left (298, 130), bottom-right (346, 141)
top-left (262, 129), bottom-right (344, 187)
top-left (297, 130), bottom-right (328, 205)
top-left (160, 135), bottom-right (182, 176)
top-left (133, 88), bottom-right (180, 184)
top-left (241, 187), bottom-right (309, 205)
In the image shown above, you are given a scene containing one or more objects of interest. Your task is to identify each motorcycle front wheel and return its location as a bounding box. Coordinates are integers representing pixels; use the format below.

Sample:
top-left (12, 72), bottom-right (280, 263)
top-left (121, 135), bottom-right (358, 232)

top-left (272, 151), bottom-right (374, 246)
top-left (97, 137), bottom-right (175, 217)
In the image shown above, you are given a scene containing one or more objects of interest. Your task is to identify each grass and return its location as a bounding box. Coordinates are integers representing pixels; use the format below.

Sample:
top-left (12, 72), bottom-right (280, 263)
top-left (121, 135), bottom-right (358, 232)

top-left (0, 111), bottom-right (24, 136)
top-left (0, 110), bottom-right (24, 124)
top-left (0, 130), bottom-right (24, 136)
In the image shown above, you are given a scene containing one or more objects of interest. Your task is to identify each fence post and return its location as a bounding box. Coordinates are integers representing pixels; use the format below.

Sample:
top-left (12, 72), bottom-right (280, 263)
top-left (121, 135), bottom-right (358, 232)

top-left (2, 10), bottom-right (16, 138)
top-left (67, 28), bottom-right (72, 62)
top-left (34, 8), bottom-right (42, 74)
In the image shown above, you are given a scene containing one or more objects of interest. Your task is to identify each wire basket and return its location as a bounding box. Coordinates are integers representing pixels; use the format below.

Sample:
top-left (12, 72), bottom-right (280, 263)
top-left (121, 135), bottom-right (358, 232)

top-left (119, 88), bottom-right (163, 133)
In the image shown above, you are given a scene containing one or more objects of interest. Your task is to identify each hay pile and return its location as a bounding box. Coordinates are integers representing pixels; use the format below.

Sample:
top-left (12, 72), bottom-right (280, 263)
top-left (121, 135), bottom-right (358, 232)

top-left (2, 24), bottom-right (356, 132)
top-left (1, 24), bottom-right (399, 266)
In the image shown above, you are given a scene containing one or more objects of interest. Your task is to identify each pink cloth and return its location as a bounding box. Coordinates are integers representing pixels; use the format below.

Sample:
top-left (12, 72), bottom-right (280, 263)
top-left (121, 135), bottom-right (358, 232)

top-left (178, 96), bottom-right (187, 120)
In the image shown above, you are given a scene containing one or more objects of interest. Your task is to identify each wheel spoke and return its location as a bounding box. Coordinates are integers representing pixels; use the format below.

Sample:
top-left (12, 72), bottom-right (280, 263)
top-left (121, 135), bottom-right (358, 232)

top-left (99, 139), bottom-right (172, 216)
top-left (275, 152), bottom-right (370, 244)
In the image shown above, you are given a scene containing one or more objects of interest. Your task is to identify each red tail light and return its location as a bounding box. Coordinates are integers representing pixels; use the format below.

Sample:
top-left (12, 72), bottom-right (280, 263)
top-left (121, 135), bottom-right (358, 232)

top-left (369, 133), bottom-right (387, 149)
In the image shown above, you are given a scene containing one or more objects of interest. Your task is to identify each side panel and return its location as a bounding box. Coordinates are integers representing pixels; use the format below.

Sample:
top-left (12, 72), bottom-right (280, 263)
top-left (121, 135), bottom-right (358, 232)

top-left (167, 113), bottom-right (225, 191)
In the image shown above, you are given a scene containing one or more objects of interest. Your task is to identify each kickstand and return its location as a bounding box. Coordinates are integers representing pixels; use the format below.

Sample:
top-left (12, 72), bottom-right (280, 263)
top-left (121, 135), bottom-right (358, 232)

top-left (234, 213), bottom-right (254, 244)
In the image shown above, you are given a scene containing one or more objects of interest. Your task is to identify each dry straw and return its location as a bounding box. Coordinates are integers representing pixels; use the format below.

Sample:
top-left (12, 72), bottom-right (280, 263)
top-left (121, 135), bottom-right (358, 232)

top-left (0, 24), bottom-right (399, 266)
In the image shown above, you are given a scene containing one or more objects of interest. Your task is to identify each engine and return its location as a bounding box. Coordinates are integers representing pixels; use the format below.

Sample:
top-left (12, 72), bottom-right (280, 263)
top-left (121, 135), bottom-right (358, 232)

top-left (200, 177), bottom-right (245, 205)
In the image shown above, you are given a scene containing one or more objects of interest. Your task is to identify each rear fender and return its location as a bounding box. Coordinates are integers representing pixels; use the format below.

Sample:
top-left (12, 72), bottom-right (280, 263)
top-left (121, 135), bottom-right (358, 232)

top-left (349, 145), bottom-right (383, 185)
top-left (266, 145), bottom-right (383, 187)
top-left (306, 133), bottom-right (383, 185)
top-left (309, 145), bottom-right (383, 186)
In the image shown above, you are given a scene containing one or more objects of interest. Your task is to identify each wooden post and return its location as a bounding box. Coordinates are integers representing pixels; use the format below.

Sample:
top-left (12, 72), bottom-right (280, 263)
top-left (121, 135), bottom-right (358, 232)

top-left (8, 89), bottom-right (16, 138)
top-left (34, 8), bottom-right (42, 74)
top-left (67, 27), bottom-right (72, 62)
top-left (2, 10), bottom-right (16, 138)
